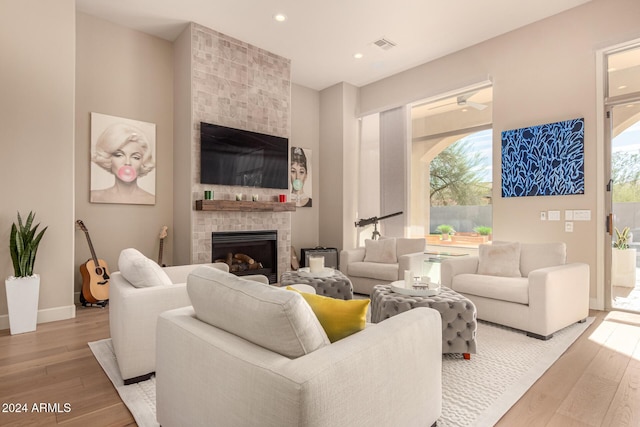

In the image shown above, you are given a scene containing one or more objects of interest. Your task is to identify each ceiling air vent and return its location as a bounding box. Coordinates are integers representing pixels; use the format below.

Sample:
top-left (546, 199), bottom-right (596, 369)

top-left (373, 37), bottom-right (397, 51)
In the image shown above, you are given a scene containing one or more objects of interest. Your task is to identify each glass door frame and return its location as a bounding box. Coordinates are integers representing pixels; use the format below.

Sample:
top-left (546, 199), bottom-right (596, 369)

top-left (599, 40), bottom-right (640, 311)
top-left (607, 99), bottom-right (640, 312)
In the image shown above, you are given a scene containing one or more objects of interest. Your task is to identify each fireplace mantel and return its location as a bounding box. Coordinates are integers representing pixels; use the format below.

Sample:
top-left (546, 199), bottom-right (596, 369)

top-left (195, 200), bottom-right (296, 212)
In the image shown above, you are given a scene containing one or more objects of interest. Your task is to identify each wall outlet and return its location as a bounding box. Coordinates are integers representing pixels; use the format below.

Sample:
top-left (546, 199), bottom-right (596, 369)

top-left (565, 221), bottom-right (574, 232)
top-left (548, 210), bottom-right (561, 221)
top-left (540, 211), bottom-right (547, 220)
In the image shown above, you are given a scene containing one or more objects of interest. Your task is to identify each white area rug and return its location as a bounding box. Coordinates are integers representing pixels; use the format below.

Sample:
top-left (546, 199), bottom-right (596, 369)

top-left (440, 318), bottom-right (593, 427)
top-left (88, 339), bottom-right (158, 427)
top-left (89, 318), bottom-right (593, 427)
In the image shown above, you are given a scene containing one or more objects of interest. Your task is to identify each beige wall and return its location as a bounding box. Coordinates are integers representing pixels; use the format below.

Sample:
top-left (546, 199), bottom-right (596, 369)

top-left (172, 26), bottom-right (193, 266)
top-left (319, 83), bottom-right (360, 252)
top-left (0, 0), bottom-right (76, 327)
top-left (352, 0), bottom-right (640, 305)
top-left (290, 84), bottom-right (320, 256)
top-left (75, 13), bottom-right (174, 297)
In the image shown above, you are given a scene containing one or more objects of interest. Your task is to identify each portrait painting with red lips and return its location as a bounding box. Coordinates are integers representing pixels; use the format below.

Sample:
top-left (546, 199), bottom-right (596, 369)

top-left (90, 112), bottom-right (156, 205)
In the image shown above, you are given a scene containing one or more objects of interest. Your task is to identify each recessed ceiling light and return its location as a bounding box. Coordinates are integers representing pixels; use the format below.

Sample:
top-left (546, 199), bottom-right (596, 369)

top-left (274, 13), bottom-right (287, 22)
top-left (353, 53), bottom-right (363, 59)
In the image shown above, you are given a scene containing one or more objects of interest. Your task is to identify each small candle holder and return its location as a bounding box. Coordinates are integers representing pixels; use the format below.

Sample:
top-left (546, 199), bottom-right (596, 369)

top-left (413, 276), bottom-right (428, 290)
top-left (252, 194), bottom-right (259, 202)
top-left (235, 193), bottom-right (243, 201)
top-left (309, 255), bottom-right (325, 274)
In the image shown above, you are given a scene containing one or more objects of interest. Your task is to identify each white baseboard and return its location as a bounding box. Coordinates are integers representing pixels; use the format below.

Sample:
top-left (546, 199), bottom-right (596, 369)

top-left (0, 304), bottom-right (77, 331)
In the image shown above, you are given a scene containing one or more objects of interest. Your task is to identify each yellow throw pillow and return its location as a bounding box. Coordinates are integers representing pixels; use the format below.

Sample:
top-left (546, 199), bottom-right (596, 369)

top-left (286, 287), bottom-right (369, 343)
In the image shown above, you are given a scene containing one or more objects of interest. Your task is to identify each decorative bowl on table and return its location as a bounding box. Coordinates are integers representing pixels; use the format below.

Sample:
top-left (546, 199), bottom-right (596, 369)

top-left (297, 267), bottom-right (335, 278)
top-left (389, 280), bottom-right (441, 297)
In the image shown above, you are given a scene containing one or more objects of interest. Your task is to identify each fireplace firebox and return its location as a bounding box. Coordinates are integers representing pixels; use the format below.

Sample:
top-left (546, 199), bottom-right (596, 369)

top-left (211, 230), bottom-right (277, 283)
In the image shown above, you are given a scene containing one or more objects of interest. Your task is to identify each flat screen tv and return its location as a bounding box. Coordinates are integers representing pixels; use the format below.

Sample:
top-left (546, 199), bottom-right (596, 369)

top-left (200, 122), bottom-right (289, 189)
top-left (501, 117), bottom-right (585, 197)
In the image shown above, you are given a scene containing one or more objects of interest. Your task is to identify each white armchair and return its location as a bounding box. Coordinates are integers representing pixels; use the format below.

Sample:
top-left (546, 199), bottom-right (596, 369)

top-left (339, 237), bottom-right (426, 295)
top-left (109, 249), bottom-right (268, 384)
top-left (441, 242), bottom-right (589, 339)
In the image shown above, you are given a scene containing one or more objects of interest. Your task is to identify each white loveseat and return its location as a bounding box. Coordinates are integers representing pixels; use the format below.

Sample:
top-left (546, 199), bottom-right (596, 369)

top-left (441, 242), bottom-right (589, 340)
top-left (109, 248), bottom-right (267, 384)
top-left (156, 266), bottom-right (442, 427)
top-left (339, 237), bottom-right (426, 295)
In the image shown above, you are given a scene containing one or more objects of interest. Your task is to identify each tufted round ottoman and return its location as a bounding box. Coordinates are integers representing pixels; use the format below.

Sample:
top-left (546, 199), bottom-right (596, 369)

top-left (280, 270), bottom-right (354, 300)
top-left (370, 284), bottom-right (477, 357)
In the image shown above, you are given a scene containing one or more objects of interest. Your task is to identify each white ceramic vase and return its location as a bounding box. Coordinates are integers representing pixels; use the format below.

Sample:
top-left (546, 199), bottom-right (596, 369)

top-left (5, 274), bottom-right (40, 335)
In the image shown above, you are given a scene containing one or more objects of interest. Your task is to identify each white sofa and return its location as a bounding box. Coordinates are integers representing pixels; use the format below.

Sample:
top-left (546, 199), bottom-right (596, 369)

top-left (441, 242), bottom-right (589, 339)
top-left (109, 248), bottom-right (268, 384)
top-left (156, 266), bottom-right (442, 427)
top-left (339, 237), bottom-right (426, 295)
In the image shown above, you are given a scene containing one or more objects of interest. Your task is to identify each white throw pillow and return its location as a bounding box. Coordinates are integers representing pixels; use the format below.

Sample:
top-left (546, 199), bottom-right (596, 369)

top-left (118, 248), bottom-right (173, 288)
top-left (363, 238), bottom-right (397, 263)
top-left (477, 242), bottom-right (522, 277)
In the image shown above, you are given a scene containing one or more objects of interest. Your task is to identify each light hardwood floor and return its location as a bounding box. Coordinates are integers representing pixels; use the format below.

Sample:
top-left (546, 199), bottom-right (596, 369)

top-left (1, 307), bottom-right (639, 426)
top-left (0, 306), bottom-right (135, 426)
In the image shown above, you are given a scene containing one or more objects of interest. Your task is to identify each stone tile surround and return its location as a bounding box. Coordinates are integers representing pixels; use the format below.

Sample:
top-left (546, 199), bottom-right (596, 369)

top-left (189, 23), bottom-right (292, 278)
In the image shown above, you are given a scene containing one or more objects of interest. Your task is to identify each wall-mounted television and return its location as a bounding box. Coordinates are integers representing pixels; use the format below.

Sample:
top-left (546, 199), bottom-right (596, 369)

top-left (501, 117), bottom-right (585, 197)
top-left (200, 122), bottom-right (289, 189)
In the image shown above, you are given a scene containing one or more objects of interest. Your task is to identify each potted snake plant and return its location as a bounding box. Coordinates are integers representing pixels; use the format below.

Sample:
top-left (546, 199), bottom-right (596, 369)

top-left (6, 211), bottom-right (47, 334)
top-left (612, 226), bottom-right (636, 288)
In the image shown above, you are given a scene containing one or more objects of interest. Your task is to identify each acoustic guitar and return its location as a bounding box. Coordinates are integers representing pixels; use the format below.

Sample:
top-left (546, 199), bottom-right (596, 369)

top-left (77, 220), bottom-right (110, 306)
top-left (158, 226), bottom-right (168, 267)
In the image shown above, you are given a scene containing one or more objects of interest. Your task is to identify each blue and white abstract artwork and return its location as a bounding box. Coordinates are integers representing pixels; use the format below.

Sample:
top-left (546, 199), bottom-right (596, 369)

top-left (501, 117), bottom-right (585, 197)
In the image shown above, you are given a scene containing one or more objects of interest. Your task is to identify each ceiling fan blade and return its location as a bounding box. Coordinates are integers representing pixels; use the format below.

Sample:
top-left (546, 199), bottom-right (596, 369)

top-left (465, 101), bottom-right (488, 110)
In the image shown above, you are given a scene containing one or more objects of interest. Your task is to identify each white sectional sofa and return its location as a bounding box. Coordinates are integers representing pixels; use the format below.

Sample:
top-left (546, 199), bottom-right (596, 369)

top-left (339, 237), bottom-right (426, 295)
top-left (440, 242), bottom-right (589, 340)
top-left (109, 248), bottom-right (267, 384)
top-left (156, 266), bottom-right (442, 427)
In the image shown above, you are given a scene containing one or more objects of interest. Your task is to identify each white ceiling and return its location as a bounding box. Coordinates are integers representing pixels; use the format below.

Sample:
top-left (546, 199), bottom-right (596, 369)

top-left (75, 0), bottom-right (593, 91)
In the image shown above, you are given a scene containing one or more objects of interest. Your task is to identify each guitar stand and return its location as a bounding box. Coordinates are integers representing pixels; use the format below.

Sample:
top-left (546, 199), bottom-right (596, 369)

top-left (79, 293), bottom-right (109, 308)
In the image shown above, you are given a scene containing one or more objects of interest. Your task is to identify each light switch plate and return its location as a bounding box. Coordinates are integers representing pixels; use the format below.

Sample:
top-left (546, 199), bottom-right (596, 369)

top-left (548, 210), bottom-right (561, 221)
top-left (574, 210), bottom-right (591, 221)
top-left (565, 210), bottom-right (574, 220)
top-left (540, 211), bottom-right (547, 220)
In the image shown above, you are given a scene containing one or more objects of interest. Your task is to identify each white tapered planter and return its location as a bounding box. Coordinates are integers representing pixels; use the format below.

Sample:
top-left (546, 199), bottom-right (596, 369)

top-left (5, 275), bottom-right (40, 334)
top-left (612, 248), bottom-right (637, 288)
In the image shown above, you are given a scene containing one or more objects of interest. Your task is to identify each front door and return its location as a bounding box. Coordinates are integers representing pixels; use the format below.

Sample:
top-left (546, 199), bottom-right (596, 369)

top-left (604, 45), bottom-right (640, 312)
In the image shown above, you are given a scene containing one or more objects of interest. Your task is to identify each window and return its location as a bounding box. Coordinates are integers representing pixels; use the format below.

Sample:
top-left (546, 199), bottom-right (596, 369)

top-left (410, 86), bottom-right (493, 247)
